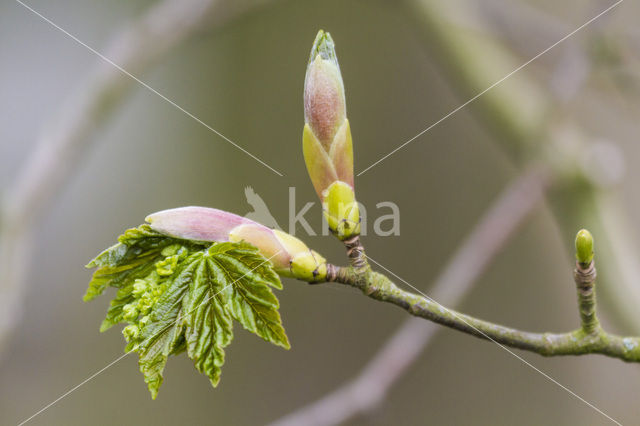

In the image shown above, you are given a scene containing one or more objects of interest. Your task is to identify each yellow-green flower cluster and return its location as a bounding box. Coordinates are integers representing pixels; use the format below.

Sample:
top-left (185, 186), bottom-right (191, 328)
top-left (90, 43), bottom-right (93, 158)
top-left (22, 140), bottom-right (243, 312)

top-left (121, 245), bottom-right (187, 349)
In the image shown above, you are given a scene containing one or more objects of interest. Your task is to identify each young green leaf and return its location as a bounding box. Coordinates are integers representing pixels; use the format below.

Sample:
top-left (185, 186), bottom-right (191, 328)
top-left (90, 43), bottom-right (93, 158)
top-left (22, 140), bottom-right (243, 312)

top-left (85, 225), bottom-right (288, 398)
top-left (210, 243), bottom-right (289, 349)
top-left (84, 225), bottom-right (181, 301)
top-left (183, 256), bottom-right (234, 387)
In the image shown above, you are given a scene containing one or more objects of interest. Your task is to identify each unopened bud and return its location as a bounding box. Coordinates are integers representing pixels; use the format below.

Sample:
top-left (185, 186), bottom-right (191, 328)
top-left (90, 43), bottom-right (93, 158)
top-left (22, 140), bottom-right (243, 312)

top-left (146, 207), bottom-right (327, 282)
top-left (303, 30), bottom-right (359, 240)
top-left (323, 181), bottom-right (360, 238)
top-left (575, 229), bottom-right (594, 266)
top-left (304, 30), bottom-right (346, 147)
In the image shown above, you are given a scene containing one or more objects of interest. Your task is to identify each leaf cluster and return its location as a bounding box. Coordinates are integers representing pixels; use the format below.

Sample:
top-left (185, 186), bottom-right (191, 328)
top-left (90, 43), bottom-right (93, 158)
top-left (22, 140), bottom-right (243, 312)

top-left (85, 225), bottom-right (288, 398)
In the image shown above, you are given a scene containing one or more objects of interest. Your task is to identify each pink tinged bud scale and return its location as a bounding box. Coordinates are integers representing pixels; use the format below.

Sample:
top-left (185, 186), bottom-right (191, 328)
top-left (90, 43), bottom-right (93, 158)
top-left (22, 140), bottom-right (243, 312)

top-left (304, 31), bottom-right (346, 147)
top-left (302, 30), bottom-right (359, 240)
top-left (146, 207), bottom-right (326, 282)
top-left (145, 206), bottom-right (250, 243)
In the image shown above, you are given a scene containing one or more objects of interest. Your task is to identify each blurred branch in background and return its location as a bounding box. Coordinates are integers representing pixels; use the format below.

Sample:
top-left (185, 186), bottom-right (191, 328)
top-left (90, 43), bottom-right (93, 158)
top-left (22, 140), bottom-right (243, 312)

top-left (2, 0), bottom-right (638, 422)
top-left (274, 0), bottom-right (638, 423)
top-left (270, 166), bottom-right (552, 426)
top-left (403, 0), bottom-right (640, 334)
top-left (483, 0), bottom-right (640, 111)
top-left (0, 0), bottom-right (267, 358)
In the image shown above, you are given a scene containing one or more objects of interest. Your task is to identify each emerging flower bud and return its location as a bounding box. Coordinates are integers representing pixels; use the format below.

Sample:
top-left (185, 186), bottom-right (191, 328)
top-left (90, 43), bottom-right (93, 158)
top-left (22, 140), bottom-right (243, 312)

top-left (132, 279), bottom-right (148, 297)
top-left (146, 207), bottom-right (327, 282)
top-left (303, 30), bottom-right (359, 240)
top-left (123, 324), bottom-right (140, 341)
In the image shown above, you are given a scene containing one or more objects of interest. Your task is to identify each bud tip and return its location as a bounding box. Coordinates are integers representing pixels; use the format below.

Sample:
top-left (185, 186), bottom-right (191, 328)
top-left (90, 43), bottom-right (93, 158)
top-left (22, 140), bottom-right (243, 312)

top-left (309, 30), bottom-right (338, 66)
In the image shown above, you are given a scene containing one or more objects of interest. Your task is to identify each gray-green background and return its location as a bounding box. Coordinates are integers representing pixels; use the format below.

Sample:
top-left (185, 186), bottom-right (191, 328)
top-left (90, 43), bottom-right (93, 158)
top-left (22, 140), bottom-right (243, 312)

top-left (1, 0), bottom-right (639, 424)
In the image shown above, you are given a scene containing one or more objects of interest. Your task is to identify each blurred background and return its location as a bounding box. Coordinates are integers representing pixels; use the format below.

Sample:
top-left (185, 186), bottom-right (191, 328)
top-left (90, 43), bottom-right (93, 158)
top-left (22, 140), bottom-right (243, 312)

top-left (1, 0), bottom-right (640, 424)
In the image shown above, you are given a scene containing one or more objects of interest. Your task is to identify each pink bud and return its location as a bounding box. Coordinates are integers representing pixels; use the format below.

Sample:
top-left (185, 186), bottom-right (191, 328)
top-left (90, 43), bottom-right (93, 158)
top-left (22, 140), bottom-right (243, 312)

top-left (146, 207), bottom-right (327, 280)
top-left (146, 207), bottom-right (253, 243)
top-left (304, 30), bottom-right (346, 148)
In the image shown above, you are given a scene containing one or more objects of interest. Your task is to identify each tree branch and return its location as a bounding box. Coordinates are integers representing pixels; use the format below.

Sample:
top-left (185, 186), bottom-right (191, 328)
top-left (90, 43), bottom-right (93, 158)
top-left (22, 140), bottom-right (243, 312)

top-left (324, 258), bottom-right (640, 362)
top-left (269, 165), bottom-right (551, 426)
top-left (318, 171), bottom-right (639, 364)
top-left (575, 260), bottom-right (600, 334)
top-left (405, 0), bottom-right (640, 335)
top-left (273, 4), bottom-right (637, 424)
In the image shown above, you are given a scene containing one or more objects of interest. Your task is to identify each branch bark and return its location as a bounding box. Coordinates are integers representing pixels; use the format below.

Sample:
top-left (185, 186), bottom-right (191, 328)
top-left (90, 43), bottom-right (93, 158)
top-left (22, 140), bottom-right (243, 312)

top-left (319, 205), bottom-right (639, 362)
top-left (273, 3), bottom-right (635, 424)
top-left (325, 258), bottom-right (640, 362)
top-left (269, 166), bottom-right (551, 426)
top-left (273, 187), bottom-right (640, 426)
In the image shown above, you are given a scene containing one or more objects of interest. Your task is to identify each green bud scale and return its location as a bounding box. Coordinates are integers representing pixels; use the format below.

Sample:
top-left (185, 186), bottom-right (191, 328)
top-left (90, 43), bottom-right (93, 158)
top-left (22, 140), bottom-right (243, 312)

top-left (575, 229), bottom-right (594, 266)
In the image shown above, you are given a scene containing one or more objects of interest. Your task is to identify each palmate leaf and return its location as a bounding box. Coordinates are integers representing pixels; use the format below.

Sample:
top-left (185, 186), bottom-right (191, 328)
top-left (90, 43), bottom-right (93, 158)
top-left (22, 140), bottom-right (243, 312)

top-left (85, 225), bottom-right (287, 398)
top-left (84, 226), bottom-right (180, 301)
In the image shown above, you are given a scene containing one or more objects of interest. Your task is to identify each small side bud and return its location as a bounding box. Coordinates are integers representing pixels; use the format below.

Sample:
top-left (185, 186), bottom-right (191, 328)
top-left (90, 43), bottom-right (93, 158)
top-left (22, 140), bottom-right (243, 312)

top-left (289, 251), bottom-right (327, 283)
top-left (271, 230), bottom-right (327, 282)
top-left (322, 181), bottom-right (360, 240)
top-left (575, 229), bottom-right (594, 266)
